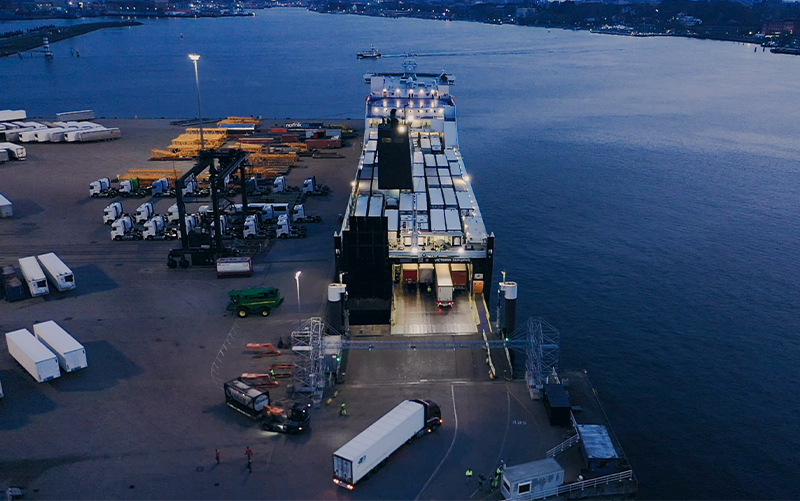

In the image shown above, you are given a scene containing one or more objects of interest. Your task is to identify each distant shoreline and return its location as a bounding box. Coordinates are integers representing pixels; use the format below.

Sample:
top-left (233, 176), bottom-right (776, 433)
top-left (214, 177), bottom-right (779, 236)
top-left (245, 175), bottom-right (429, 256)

top-left (0, 21), bottom-right (142, 58)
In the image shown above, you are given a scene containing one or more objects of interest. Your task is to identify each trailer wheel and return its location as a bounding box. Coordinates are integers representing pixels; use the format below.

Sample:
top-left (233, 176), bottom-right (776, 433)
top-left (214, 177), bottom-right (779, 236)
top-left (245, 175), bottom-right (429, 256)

top-left (238, 309), bottom-right (248, 318)
top-left (167, 258), bottom-right (177, 268)
top-left (179, 258), bottom-right (189, 269)
top-left (261, 308), bottom-right (270, 317)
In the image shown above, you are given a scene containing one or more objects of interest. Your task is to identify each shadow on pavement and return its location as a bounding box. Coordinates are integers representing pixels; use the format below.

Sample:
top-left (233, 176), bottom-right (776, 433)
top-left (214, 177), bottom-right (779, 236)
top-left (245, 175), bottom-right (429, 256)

top-left (50, 340), bottom-right (142, 392)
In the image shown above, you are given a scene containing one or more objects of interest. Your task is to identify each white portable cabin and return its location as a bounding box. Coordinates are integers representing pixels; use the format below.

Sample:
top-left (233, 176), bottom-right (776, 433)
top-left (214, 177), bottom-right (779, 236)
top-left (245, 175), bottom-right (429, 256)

top-left (18, 256), bottom-right (49, 297)
top-left (37, 252), bottom-right (76, 291)
top-left (5, 328), bottom-right (61, 383)
top-left (501, 458), bottom-right (564, 500)
top-left (33, 321), bottom-right (87, 372)
top-left (0, 193), bottom-right (12, 217)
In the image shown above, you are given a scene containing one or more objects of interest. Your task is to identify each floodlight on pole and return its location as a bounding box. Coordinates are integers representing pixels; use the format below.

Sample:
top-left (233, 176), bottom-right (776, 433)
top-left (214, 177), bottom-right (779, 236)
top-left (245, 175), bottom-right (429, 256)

top-left (188, 53), bottom-right (205, 150)
top-left (295, 271), bottom-right (302, 326)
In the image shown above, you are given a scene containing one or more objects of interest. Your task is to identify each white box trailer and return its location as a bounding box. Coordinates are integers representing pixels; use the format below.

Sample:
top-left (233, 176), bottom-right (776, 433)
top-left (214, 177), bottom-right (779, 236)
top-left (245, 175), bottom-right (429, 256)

top-left (72, 128), bottom-right (121, 142)
top-left (0, 149), bottom-right (8, 163)
top-left (18, 256), bottom-right (49, 297)
top-left (0, 142), bottom-right (27, 160)
top-left (37, 252), bottom-right (76, 291)
top-left (33, 320), bottom-right (87, 372)
top-left (216, 257), bottom-right (253, 278)
top-left (333, 399), bottom-right (442, 490)
top-left (434, 263), bottom-right (453, 308)
top-left (0, 110), bottom-right (27, 122)
top-left (0, 193), bottom-right (12, 218)
top-left (56, 110), bottom-right (94, 121)
top-left (5, 328), bottom-right (61, 382)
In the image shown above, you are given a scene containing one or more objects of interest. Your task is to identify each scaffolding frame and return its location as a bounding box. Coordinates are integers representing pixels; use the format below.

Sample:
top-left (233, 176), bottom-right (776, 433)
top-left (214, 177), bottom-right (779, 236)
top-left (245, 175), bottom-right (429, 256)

top-left (522, 317), bottom-right (561, 398)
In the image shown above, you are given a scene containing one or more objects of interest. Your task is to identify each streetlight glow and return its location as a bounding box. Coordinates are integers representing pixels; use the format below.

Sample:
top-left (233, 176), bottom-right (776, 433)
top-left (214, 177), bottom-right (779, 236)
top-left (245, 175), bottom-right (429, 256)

top-left (188, 53), bottom-right (205, 150)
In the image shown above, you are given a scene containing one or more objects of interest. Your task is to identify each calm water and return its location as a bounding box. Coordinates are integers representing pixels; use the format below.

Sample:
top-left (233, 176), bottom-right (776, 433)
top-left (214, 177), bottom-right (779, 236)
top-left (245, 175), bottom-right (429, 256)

top-left (3, 10), bottom-right (800, 498)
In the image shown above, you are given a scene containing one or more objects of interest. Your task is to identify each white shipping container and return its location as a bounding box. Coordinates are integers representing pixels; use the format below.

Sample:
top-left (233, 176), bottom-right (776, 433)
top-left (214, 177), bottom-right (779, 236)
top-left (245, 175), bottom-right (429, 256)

top-left (33, 321), bottom-right (87, 372)
top-left (0, 149), bottom-right (8, 163)
top-left (0, 193), bottom-right (12, 218)
top-left (333, 400), bottom-right (425, 487)
top-left (5, 328), bottom-right (61, 382)
top-left (18, 256), bottom-right (49, 297)
top-left (74, 128), bottom-right (121, 142)
top-left (216, 257), bottom-right (253, 278)
top-left (37, 252), bottom-right (76, 291)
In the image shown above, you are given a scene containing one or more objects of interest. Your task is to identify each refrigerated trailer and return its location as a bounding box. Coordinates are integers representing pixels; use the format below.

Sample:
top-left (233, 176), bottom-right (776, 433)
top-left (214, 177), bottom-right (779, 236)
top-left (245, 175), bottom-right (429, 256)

top-left (33, 321), bottom-right (87, 372)
top-left (332, 399), bottom-right (442, 490)
top-left (18, 256), bottom-right (49, 297)
top-left (0, 193), bottom-right (12, 218)
top-left (434, 263), bottom-right (453, 308)
top-left (5, 328), bottom-right (61, 382)
top-left (37, 252), bottom-right (75, 291)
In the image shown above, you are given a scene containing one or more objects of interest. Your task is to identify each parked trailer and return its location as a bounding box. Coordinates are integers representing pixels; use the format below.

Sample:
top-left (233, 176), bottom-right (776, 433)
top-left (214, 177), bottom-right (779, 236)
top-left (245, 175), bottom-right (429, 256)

top-left (5, 328), bottom-right (61, 382)
top-left (71, 128), bottom-right (121, 142)
top-left (0, 149), bottom-right (8, 163)
top-left (18, 256), bottom-right (49, 297)
top-left (1, 265), bottom-right (26, 302)
top-left (434, 263), bottom-right (453, 308)
top-left (216, 257), bottom-right (253, 278)
top-left (0, 193), bottom-right (12, 218)
top-left (0, 109), bottom-right (27, 122)
top-left (33, 321), bottom-right (87, 372)
top-left (36, 252), bottom-right (75, 291)
top-left (56, 110), bottom-right (95, 121)
top-left (332, 399), bottom-right (442, 490)
top-left (0, 142), bottom-right (27, 160)
top-left (450, 263), bottom-right (468, 290)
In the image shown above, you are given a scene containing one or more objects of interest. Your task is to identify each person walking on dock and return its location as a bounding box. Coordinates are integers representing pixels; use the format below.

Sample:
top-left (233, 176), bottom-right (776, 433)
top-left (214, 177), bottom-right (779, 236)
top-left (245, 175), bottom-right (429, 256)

top-left (215, 448), bottom-right (220, 464)
top-left (465, 468), bottom-right (473, 483)
top-left (477, 474), bottom-right (486, 490)
top-left (245, 446), bottom-right (253, 472)
top-left (340, 403), bottom-right (347, 416)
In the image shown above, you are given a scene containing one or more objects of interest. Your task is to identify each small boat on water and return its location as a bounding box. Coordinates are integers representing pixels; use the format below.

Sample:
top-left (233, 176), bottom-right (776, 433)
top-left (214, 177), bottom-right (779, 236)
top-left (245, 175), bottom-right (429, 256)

top-left (357, 46), bottom-right (381, 59)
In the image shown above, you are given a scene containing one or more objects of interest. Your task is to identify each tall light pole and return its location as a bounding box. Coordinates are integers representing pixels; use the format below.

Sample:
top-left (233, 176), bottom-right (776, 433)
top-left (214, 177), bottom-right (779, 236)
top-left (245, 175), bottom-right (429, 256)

top-left (295, 271), bottom-right (302, 327)
top-left (188, 54), bottom-right (205, 150)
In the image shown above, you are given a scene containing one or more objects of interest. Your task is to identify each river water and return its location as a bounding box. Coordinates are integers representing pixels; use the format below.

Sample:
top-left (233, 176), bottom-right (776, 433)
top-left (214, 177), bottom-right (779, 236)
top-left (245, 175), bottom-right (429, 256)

top-left (3, 9), bottom-right (800, 499)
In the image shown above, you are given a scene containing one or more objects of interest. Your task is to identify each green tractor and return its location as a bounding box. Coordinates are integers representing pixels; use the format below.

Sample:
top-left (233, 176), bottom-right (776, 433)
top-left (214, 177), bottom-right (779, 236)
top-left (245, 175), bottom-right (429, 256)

top-left (227, 288), bottom-right (284, 317)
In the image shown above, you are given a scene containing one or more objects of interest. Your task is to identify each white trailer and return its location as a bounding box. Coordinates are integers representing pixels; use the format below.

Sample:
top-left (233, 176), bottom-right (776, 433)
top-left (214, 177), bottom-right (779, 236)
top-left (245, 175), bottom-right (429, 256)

top-left (5, 328), bottom-right (61, 382)
top-left (0, 149), bottom-right (8, 163)
top-left (0, 142), bottom-right (27, 160)
top-left (56, 110), bottom-right (95, 121)
top-left (434, 263), bottom-right (453, 308)
top-left (333, 399), bottom-right (442, 490)
top-left (18, 256), bottom-right (49, 297)
top-left (0, 109), bottom-right (27, 122)
top-left (33, 321), bottom-right (87, 372)
top-left (216, 257), bottom-right (253, 278)
top-left (70, 128), bottom-right (121, 142)
top-left (37, 252), bottom-right (76, 291)
top-left (0, 193), bottom-right (12, 218)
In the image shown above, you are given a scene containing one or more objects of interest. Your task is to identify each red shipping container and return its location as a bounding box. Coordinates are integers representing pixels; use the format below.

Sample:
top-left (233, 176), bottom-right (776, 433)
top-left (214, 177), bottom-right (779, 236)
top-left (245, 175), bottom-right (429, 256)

top-left (282, 134), bottom-right (301, 143)
top-left (402, 263), bottom-right (418, 284)
top-left (306, 138), bottom-right (342, 149)
top-left (269, 128), bottom-right (288, 134)
top-left (450, 263), bottom-right (468, 288)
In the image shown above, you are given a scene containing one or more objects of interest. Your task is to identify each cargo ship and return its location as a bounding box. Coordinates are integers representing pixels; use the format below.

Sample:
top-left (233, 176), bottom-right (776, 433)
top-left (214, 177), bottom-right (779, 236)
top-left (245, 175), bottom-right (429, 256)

top-left (335, 60), bottom-right (494, 327)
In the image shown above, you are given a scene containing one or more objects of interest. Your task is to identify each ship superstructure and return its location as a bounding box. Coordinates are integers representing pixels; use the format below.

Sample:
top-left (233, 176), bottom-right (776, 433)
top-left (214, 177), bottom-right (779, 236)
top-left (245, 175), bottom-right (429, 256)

top-left (335, 61), bottom-right (494, 325)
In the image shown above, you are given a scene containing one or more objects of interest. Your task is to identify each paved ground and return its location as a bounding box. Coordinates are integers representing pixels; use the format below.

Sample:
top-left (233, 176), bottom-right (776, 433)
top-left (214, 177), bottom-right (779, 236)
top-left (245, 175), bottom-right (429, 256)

top-left (0, 119), bottom-right (574, 500)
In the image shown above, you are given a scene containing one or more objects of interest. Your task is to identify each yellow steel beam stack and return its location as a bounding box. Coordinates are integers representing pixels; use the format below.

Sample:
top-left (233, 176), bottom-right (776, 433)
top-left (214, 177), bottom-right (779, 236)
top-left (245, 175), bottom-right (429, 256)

top-left (120, 168), bottom-right (183, 183)
top-left (185, 128), bottom-right (229, 137)
top-left (233, 142), bottom-right (264, 153)
top-left (217, 116), bottom-right (261, 125)
top-left (283, 142), bottom-right (309, 153)
top-left (249, 153), bottom-right (298, 167)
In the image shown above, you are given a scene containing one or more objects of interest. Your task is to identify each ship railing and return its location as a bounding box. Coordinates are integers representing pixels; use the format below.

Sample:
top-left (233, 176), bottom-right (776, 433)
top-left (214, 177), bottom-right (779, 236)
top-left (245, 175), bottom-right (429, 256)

top-left (511, 470), bottom-right (635, 501)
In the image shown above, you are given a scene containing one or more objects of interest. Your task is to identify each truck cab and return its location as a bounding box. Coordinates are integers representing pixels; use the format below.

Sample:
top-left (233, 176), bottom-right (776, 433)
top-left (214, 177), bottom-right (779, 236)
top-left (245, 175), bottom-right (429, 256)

top-left (411, 399), bottom-right (443, 432)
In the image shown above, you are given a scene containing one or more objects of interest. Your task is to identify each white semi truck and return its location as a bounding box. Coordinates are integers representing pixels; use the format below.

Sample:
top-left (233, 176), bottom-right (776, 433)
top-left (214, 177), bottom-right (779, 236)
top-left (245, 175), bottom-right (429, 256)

top-left (103, 202), bottom-right (124, 224)
top-left (135, 202), bottom-right (155, 223)
top-left (36, 252), bottom-right (75, 291)
top-left (332, 399), bottom-right (442, 490)
top-left (18, 256), bottom-right (49, 297)
top-left (5, 328), bottom-right (61, 382)
top-left (0, 142), bottom-right (26, 160)
top-left (33, 320), bottom-right (87, 372)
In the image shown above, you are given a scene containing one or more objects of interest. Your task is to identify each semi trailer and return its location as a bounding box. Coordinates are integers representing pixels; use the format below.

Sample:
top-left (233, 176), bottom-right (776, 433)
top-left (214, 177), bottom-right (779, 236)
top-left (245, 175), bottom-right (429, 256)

top-left (434, 263), bottom-right (454, 308)
top-left (1, 265), bottom-right (26, 302)
top-left (33, 320), bottom-right (87, 372)
top-left (332, 399), bottom-right (442, 490)
top-left (5, 328), bottom-right (61, 382)
top-left (18, 256), bottom-right (49, 297)
top-left (36, 252), bottom-right (75, 291)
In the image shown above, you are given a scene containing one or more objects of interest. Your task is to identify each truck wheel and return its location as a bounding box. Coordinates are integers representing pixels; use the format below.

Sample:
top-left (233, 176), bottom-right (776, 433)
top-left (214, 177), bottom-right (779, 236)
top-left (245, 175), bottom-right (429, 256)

top-left (261, 308), bottom-right (270, 317)
top-left (114, 235), bottom-right (122, 241)
top-left (300, 233), bottom-right (306, 239)
top-left (238, 309), bottom-right (248, 318)
top-left (146, 235), bottom-right (154, 241)
top-left (167, 259), bottom-right (177, 268)
top-left (179, 258), bottom-right (189, 269)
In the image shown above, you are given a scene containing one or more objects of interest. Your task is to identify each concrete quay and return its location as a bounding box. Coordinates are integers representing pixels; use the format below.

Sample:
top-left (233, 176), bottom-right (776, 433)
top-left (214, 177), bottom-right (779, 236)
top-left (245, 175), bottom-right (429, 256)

top-left (0, 118), bottom-right (579, 500)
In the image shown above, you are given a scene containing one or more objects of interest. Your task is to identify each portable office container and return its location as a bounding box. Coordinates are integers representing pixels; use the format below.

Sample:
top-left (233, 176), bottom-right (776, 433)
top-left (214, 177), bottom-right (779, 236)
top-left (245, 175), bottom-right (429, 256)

top-left (33, 321), bottom-right (87, 372)
top-left (501, 458), bottom-right (564, 500)
top-left (5, 328), bottom-right (61, 382)
top-left (37, 252), bottom-right (76, 291)
top-left (18, 256), bottom-right (49, 297)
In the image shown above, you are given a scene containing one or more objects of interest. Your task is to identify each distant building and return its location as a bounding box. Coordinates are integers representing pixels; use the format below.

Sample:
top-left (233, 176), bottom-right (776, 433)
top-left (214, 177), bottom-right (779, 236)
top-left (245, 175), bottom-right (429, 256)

top-left (762, 19), bottom-right (798, 35)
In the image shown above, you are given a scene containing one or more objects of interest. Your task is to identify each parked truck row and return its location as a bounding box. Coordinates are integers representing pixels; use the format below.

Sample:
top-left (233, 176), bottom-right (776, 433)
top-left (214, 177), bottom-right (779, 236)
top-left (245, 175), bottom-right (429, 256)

top-left (2, 253), bottom-right (75, 301)
top-left (4, 320), bottom-right (88, 384)
top-left (90, 176), bottom-right (207, 199)
top-left (0, 119), bottom-right (120, 143)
